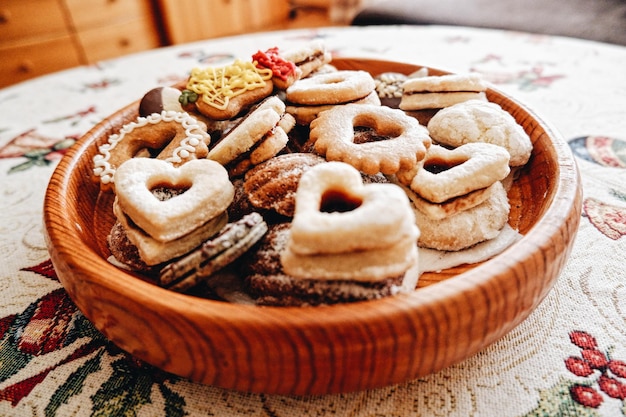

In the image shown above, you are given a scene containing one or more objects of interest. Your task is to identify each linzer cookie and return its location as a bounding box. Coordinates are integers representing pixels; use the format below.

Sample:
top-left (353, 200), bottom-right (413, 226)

top-left (310, 103), bottom-right (431, 175)
top-left (399, 143), bottom-right (512, 251)
top-left (285, 70), bottom-right (380, 125)
top-left (109, 158), bottom-right (234, 267)
top-left (280, 40), bottom-right (332, 80)
top-left (280, 162), bottom-right (419, 288)
top-left (399, 73), bottom-right (488, 111)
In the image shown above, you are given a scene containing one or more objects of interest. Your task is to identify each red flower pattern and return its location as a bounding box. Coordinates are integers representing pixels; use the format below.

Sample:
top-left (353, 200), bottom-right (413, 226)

top-left (570, 384), bottom-right (604, 408)
top-left (565, 330), bottom-right (626, 409)
top-left (565, 356), bottom-right (595, 377)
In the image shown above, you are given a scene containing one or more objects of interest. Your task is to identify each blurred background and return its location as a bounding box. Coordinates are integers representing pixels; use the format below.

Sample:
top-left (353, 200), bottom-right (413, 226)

top-left (2, 0), bottom-right (624, 88)
top-left (1, 0), bottom-right (361, 88)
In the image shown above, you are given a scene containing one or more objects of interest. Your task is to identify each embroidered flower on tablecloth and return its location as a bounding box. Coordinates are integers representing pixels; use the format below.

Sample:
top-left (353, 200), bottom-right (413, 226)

top-left (521, 330), bottom-right (626, 416)
top-left (80, 78), bottom-right (121, 92)
top-left (565, 331), bottom-right (626, 407)
top-left (583, 198), bottom-right (626, 240)
top-left (0, 259), bottom-right (186, 416)
top-left (469, 54), bottom-right (565, 91)
top-left (0, 129), bottom-right (75, 173)
top-left (570, 136), bottom-right (626, 168)
top-left (0, 107), bottom-right (100, 173)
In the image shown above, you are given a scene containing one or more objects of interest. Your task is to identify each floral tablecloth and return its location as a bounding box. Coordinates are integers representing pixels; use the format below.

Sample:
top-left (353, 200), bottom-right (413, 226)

top-left (0, 25), bottom-right (625, 416)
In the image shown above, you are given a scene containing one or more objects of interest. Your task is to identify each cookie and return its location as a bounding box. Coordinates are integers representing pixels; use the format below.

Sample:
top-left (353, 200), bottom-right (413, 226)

top-left (374, 72), bottom-right (407, 108)
top-left (243, 223), bottom-right (411, 306)
top-left (113, 158), bottom-right (234, 243)
top-left (138, 86), bottom-right (185, 117)
top-left (403, 143), bottom-right (510, 203)
top-left (280, 40), bottom-right (332, 80)
top-left (427, 99), bottom-right (533, 166)
top-left (186, 59), bottom-right (274, 120)
top-left (414, 181), bottom-right (510, 251)
top-left (252, 46), bottom-right (301, 90)
top-left (207, 96), bottom-right (288, 168)
top-left (243, 152), bottom-right (326, 217)
top-left (399, 73), bottom-right (488, 111)
top-left (281, 162), bottom-right (419, 284)
top-left (92, 111), bottom-right (210, 191)
top-left (159, 212), bottom-right (268, 292)
top-left (310, 103), bottom-right (431, 175)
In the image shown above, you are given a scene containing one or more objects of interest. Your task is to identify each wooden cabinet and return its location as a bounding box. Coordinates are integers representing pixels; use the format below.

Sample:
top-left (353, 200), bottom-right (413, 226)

top-left (0, 0), bottom-right (163, 88)
top-left (0, 0), bottom-right (336, 87)
top-left (64, 0), bottom-right (162, 63)
top-left (157, 0), bottom-right (333, 44)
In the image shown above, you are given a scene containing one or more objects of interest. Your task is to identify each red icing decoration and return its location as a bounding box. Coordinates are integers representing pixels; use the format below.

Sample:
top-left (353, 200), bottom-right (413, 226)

top-left (252, 47), bottom-right (297, 81)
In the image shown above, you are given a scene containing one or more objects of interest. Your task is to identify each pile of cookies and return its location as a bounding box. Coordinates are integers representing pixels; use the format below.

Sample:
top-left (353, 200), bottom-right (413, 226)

top-left (92, 40), bottom-right (533, 306)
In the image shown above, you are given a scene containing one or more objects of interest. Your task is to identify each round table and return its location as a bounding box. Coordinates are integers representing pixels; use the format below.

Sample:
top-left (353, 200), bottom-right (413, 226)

top-left (1, 25), bottom-right (625, 417)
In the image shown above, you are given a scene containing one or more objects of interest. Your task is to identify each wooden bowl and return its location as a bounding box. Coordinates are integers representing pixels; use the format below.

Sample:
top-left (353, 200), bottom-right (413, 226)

top-left (43, 58), bottom-right (582, 395)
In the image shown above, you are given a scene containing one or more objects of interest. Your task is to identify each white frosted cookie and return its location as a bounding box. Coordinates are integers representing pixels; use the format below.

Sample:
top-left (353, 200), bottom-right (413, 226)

top-left (427, 99), bottom-right (533, 166)
top-left (114, 158), bottom-right (234, 243)
top-left (414, 181), bottom-right (510, 251)
top-left (281, 162), bottom-right (419, 282)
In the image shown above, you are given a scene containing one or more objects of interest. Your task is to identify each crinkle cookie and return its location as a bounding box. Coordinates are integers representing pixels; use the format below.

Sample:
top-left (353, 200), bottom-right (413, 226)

top-left (427, 99), bottom-right (533, 166)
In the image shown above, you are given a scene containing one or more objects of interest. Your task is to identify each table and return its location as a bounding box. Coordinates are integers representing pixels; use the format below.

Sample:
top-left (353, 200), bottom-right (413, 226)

top-left (1, 24), bottom-right (625, 417)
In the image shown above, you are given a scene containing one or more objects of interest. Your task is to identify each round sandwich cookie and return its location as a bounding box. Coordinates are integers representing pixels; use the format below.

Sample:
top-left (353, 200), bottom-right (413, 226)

top-left (159, 212), bottom-right (268, 292)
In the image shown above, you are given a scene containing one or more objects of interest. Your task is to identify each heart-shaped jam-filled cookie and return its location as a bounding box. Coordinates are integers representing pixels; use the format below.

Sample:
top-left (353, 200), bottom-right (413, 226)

top-left (114, 158), bottom-right (234, 242)
top-left (288, 161), bottom-right (416, 255)
top-left (310, 103), bottom-right (431, 175)
top-left (409, 143), bottom-right (510, 203)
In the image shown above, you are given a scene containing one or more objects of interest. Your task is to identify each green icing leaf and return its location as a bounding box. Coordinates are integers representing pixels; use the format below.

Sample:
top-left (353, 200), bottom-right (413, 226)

top-left (179, 89), bottom-right (198, 106)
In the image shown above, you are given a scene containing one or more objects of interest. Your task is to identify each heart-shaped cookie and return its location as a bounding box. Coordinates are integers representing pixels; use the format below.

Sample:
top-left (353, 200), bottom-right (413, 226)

top-left (114, 158), bottom-right (234, 242)
top-left (409, 143), bottom-right (510, 203)
top-left (287, 161), bottom-right (416, 255)
top-left (310, 103), bottom-right (431, 175)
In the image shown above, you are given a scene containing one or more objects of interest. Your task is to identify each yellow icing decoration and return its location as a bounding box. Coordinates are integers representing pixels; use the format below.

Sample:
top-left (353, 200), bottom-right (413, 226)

top-left (186, 59), bottom-right (273, 110)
